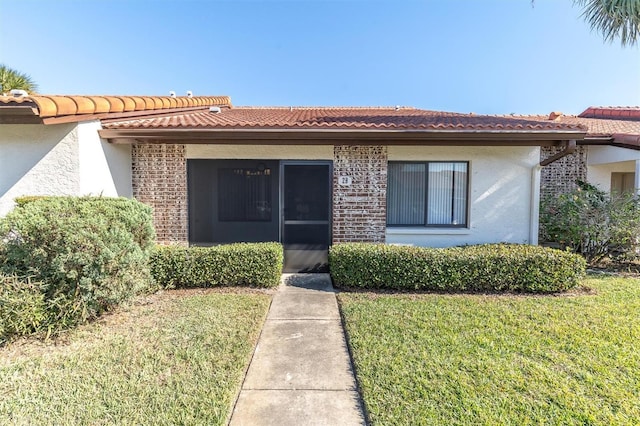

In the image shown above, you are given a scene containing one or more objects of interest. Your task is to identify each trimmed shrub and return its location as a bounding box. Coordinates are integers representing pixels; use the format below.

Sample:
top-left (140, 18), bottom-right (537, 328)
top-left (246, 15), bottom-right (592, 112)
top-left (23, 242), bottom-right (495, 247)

top-left (0, 196), bottom-right (156, 330)
top-left (329, 243), bottom-right (586, 293)
top-left (150, 243), bottom-right (283, 288)
top-left (13, 195), bottom-right (48, 208)
top-left (0, 275), bottom-right (47, 343)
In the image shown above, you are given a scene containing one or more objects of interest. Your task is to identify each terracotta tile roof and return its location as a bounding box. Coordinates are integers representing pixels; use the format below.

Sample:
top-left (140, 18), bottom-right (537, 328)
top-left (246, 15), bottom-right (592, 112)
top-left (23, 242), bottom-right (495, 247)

top-left (525, 110), bottom-right (640, 149)
top-left (0, 95), bottom-right (231, 119)
top-left (101, 107), bottom-right (586, 132)
top-left (578, 106), bottom-right (640, 120)
top-left (550, 115), bottom-right (640, 137)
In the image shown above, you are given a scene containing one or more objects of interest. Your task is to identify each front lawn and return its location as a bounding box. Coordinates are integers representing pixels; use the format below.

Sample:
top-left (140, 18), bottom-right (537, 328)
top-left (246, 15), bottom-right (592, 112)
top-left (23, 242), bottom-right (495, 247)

top-left (0, 289), bottom-right (271, 425)
top-left (338, 276), bottom-right (640, 425)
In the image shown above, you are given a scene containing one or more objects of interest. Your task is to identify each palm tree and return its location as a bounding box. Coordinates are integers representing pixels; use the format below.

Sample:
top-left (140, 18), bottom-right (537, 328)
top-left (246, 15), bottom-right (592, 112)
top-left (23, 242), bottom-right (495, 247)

top-left (574, 0), bottom-right (639, 46)
top-left (0, 65), bottom-right (38, 95)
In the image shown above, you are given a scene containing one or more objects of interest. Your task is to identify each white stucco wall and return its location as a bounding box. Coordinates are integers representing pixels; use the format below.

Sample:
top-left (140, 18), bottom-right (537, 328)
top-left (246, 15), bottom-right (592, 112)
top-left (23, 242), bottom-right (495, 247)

top-left (586, 145), bottom-right (640, 192)
top-left (386, 145), bottom-right (540, 247)
top-left (587, 145), bottom-right (640, 165)
top-left (0, 122), bottom-right (132, 216)
top-left (0, 124), bottom-right (80, 215)
top-left (78, 120), bottom-right (132, 198)
top-left (186, 144), bottom-right (333, 159)
top-left (588, 161), bottom-right (637, 192)
top-left (186, 143), bottom-right (540, 247)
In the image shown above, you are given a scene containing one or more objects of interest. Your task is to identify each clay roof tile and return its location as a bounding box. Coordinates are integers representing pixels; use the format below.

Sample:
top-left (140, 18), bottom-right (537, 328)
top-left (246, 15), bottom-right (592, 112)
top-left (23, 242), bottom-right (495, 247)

top-left (130, 97), bottom-right (146, 110)
top-left (90, 96), bottom-right (111, 113)
top-left (101, 107), bottom-right (587, 132)
top-left (141, 97), bottom-right (155, 109)
top-left (118, 96), bottom-right (137, 112)
top-left (31, 96), bottom-right (59, 118)
top-left (579, 106), bottom-right (640, 120)
top-left (151, 97), bottom-right (164, 109)
top-left (104, 96), bottom-right (125, 113)
top-left (0, 94), bottom-right (232, 122)
top-left (50, 96), bottom-right (79, 116)
top-left (69, 96), bottom-right (96, 114)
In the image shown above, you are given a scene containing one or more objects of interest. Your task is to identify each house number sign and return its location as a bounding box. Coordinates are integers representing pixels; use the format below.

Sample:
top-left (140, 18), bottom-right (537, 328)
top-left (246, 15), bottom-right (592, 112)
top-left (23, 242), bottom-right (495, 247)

top-left (338, 175), bottom-right (353, 186)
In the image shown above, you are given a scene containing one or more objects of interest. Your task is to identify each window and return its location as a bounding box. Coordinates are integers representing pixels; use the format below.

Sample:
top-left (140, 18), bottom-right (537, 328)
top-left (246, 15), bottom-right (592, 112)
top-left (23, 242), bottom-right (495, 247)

top-left (387, 162), bottom-right (468, 227)
top-left (218, 167), bottom-right (272, 221)
top-left (611, 172), bottom-right (636, 194)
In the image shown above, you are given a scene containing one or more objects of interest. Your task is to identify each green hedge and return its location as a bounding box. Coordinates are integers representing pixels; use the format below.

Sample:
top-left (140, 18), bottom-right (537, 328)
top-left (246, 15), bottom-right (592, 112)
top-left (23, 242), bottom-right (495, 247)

top-left (0, 275), bottom-right (47, 344)
top-left (13, 195), bottom-right (48, 208)
top-left (329, 243), bottom-right (586, 293)
top-left (0, 196), bottom-right (156, 331)
top-left (150, 243), bottom-right (284, 288)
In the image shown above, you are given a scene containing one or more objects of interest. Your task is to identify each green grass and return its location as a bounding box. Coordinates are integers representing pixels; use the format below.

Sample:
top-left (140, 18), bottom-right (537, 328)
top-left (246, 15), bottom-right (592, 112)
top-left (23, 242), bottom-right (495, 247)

top-left (0, 289), bottom-right (271, 425)
top-left (338, 276), bottom-right (640, 425)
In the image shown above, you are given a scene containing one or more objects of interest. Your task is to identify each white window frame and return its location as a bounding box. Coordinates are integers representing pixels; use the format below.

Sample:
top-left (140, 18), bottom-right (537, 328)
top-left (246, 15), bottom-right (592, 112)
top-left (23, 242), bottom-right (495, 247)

top-left (387, 161), bottom-right (469, 228)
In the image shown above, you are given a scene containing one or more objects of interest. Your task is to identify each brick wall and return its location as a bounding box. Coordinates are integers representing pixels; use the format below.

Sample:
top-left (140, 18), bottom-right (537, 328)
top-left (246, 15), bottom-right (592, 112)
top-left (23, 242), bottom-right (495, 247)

top-left (332, 146), bottom-right (387, 243)
top-left (130, 143), bottom-right (583, 246)
top-left (540, 145), bottom-right (587, 199)
top-left (132, 143), bottom-right (390, 245)
top-left (132, 144), bottom-right (188, 244)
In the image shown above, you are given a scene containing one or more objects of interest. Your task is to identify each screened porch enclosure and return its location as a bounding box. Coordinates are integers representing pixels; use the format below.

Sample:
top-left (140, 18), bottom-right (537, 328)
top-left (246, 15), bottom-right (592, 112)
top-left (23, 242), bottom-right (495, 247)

top-left (187, 159), bottom-right (332, 272)
top-left (188, 160), bottom-right (280, 244)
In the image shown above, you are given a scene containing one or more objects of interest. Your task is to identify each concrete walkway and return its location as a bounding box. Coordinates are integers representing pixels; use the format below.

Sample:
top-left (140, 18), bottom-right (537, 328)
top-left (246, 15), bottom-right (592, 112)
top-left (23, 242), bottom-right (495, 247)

top-left (230, 273), bottom-right (366, 426)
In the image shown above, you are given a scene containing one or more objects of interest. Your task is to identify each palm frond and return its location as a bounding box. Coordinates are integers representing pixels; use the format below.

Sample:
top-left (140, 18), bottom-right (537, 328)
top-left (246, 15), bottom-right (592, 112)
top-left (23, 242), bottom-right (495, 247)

top-left (574, 0), bottom-right (640, 46)
top-left (0, 64), bottom-right (39, 94)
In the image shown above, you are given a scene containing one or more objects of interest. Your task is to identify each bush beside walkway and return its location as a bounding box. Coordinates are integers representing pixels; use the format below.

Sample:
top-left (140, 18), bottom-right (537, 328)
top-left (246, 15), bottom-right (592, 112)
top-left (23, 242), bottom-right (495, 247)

top-left (150, 242), bottom-right (283, 289)
top-left (0, 196), bottom-right (284, 343)
top-left (0, 196), bottom-right (156, 341)
top-left (330, 243), bottom-right (586, 293)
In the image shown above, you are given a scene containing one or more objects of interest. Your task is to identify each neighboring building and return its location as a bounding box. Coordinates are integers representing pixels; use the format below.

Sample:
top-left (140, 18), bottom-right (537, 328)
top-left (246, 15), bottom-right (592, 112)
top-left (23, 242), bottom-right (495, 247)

top-left (538, 107), bottom-right (640, 198)
top-left (0, 94), bottom-right (588, 271)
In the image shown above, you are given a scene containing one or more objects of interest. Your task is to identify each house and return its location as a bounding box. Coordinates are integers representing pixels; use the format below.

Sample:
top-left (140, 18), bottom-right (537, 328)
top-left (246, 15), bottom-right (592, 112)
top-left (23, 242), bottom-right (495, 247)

top-left (538, 107), bottom-right (640, 198)
top-left (0, 94), bottom-right (588, 271)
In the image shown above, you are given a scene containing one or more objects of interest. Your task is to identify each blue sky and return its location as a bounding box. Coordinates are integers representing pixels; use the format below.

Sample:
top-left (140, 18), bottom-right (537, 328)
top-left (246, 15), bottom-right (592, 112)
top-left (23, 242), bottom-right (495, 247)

top-left (1, 0), bottom-right (638, 114)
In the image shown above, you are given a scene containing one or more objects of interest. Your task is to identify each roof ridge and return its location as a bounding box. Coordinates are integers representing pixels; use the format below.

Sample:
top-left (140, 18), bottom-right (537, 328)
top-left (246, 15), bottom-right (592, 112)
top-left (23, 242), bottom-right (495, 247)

top-left (490, 114), bottom-right (550, 118)
top-left (233, 106), bottom-right (418, 110)
top-left (584, 106), bottom-right (640, 109)
top-left (0, 94), bottom-right (232, 119)
top-left (579, 106), bottom-right (640, 120)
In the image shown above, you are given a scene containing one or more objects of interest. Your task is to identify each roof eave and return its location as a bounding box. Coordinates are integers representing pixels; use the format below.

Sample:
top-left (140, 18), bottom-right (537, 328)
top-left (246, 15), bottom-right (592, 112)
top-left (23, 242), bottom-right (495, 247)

top-left (580, 135), bottom-right (640, 151)
top-left (42, 106), bottom-right (225, 125)
top-left (99, 128), bottom-right (586, 145)
top-left (0, 105), bottom-right (43, 124)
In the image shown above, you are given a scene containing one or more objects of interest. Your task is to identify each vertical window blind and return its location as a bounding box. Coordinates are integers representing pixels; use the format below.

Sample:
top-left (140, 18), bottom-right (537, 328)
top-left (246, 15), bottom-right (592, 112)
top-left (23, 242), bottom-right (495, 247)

top-left (387, 162), bottom-right (468, 226)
